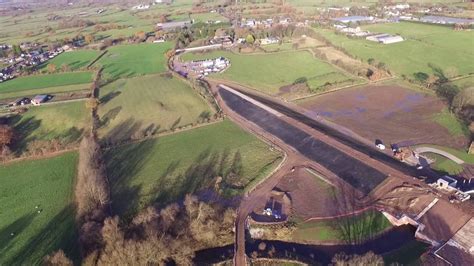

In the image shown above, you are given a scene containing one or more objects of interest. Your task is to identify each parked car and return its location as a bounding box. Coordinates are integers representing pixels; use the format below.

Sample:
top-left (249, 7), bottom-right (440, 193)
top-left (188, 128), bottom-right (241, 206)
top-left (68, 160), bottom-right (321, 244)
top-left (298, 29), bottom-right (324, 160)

top-left (10, 97), bottom-right (30, 106)
top-left (375, 139), bottom-right (385, 150)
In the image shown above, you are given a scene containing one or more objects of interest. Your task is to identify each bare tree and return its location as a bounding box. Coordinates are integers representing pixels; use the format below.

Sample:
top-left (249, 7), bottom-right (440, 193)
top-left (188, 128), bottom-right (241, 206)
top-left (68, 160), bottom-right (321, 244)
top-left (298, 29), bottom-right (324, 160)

top-left (43, 250), bottom-right (73, 266)
top-left (332, 251), bottom-right (383, 266)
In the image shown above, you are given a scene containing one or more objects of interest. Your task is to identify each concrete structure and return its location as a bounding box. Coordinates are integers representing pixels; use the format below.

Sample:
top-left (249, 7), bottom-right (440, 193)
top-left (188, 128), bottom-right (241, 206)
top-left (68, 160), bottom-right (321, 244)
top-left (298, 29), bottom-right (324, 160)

top-left (436, 176), bottom-right (458, 191)
top-left (434, 218), bottom-right (474, 264)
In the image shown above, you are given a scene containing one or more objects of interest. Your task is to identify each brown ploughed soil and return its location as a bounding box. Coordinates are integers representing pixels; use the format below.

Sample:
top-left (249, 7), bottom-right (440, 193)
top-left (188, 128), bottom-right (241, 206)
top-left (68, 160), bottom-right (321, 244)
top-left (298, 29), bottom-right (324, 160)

top-left (298, 85), bottom-right (468, 149)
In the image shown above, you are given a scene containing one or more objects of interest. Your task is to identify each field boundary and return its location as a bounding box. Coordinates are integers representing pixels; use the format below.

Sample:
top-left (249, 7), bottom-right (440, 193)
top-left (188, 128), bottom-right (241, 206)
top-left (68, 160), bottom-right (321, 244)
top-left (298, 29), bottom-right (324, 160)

top-left (0, 148), bottom-right (78, 165)
top-left (87, 50), bottom-right (108, 69)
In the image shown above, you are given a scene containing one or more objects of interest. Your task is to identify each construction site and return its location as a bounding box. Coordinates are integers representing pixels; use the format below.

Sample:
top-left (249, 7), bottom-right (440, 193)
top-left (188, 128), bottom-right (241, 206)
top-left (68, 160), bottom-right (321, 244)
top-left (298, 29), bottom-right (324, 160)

top-left (205, 81), bottom-right (474, 265)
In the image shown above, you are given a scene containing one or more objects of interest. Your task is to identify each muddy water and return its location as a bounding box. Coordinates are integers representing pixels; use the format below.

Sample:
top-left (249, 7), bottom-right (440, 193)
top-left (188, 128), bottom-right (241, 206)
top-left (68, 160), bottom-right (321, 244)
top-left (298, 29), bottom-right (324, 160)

top-left (194, 225), bottom-right (422, 265)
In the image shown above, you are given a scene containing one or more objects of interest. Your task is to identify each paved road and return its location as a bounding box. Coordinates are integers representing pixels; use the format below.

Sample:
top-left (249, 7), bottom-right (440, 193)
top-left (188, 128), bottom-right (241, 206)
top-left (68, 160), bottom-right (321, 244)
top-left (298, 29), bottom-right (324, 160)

top-left (414, 147), bottom-right (465, 164)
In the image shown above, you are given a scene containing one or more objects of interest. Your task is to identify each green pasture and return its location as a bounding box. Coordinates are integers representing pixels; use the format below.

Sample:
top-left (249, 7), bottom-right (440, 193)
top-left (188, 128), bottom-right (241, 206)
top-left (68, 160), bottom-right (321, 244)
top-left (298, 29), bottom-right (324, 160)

top-left (98, 74), bottom-right (212, 142)
top-left (104, 120), bottom-right (282, 218)
top-left (96, 43), bottom-right (172, 80)
top-left (418, 144), bottom-right (474, 164)
top-left (0, 72), bottom-right (93, 95)
top-left (181, 50), bottom-right (357, 95)
top-left (315, 22), bottom-right (474, 79)
top-left (425, 153), bottom-right (464, 175)
top-left (40, 50), bottom-right (101, 71)
top-left (0, 152), bottom-right (79, 265)
top-left (433, 109), bottom-right (470, 137)
top-left (9, 101), bottom-right (88, 153)
top-left (99, 75), bottom-right (213, 141)
top-left (0, 83), bottom-right (89, 101)
top-left (292, 211), bottom-right (392, 242)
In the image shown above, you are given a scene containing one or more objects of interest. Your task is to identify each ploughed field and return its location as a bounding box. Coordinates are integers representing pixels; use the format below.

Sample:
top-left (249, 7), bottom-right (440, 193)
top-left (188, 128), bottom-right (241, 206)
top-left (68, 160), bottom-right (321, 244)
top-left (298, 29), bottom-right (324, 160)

top-left (298, 85), bottom-right (469, 149)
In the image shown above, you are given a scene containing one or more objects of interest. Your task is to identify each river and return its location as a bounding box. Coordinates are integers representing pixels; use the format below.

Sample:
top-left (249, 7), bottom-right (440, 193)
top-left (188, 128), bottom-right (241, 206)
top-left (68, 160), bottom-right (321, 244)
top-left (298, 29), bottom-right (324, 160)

top-left (194, 225), bottom-right (427, 265)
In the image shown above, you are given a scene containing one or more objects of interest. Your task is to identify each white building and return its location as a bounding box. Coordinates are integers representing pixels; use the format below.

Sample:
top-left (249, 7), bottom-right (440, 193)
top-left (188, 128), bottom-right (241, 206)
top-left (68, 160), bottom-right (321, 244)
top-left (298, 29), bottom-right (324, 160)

top-left (366, 34), bottom-right (404, 44)
top-left (378, 35), bottom-right (404, 44)
top-left (132, 4), bottom-right (150, 10)
top-left (436, 175), bottom-right (458, 191)
top-left (260, 37), bottom-right (279, 45)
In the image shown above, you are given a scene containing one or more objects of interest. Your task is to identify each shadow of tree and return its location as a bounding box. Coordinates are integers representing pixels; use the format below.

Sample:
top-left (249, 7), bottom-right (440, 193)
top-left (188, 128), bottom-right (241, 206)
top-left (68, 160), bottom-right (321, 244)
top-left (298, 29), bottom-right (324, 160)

top-left (103, 118), bottom-right (142, 145)
top-left (0, 212), bottom-right (36, 257)
top-left (4, 205), bottom-right (79, 265)
top-left (99, 91), bottom-right (121, 105)
top-left (151, 149), bottom-right (243, 208)
top-left (99, 106), bottom-right (122, 129)
top-left (8, 116), bottom-right (42, 155)
top-left (104, 140), bottom-right (155, 221)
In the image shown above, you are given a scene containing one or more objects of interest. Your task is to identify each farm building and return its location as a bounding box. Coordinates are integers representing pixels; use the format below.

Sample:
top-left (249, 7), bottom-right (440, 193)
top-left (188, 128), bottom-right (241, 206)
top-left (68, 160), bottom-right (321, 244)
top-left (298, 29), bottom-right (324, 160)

top-left (332, 16), bottom-right (374, 24)
top-left (260, 37), bottom-right (279, 45)
top-left (156, 20), bottom-right (192, 30)
top-left (366, 34), bottom-right (404, 44)
top-left (421, 16), bottom-right (474, 25)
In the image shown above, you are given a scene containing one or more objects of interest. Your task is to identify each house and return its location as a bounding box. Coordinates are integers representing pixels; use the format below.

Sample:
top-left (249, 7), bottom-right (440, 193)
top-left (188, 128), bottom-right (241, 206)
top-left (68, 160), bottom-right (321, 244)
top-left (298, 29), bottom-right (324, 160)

top-left (436, 175), bottom-right (458, 191)
top-left (31, 95), bottom-right (49, 106)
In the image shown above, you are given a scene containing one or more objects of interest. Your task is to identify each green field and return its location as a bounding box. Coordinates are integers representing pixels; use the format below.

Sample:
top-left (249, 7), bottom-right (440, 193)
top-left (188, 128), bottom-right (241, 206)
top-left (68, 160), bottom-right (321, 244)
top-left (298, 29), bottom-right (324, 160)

top-left (0, 83), bottom-right (89, 101)
top-left (0, 152), bottom-right (78, 265)
top-left (105, 120), bottom-right (282, 218)
top-left (315, 22), bottom-right (474, 79)
top-left (41, 50), bottom-right (101, 71)
top-left (292, 211), bottom-right (392, 242)
top-left (419, 144), bottom-right (474, 164)
top-left (98, 74), bottom-right (213, 142)
top-left (10, 101), bottom-right (88, 153)
top-left (96, 43), bottom-right (173, 80)
top-left (426, 153), bottom-right (464, 175)
top-left (433, 109), bottom-right (470, 137)
top-left (0, 72), bottom-right (93, 95)
top-left (181, 50), bottom-right (357, 95)
top-left (452, 76), bottom-right (474, 90)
